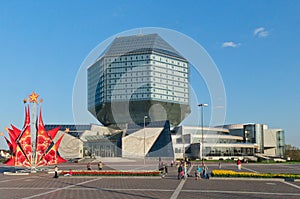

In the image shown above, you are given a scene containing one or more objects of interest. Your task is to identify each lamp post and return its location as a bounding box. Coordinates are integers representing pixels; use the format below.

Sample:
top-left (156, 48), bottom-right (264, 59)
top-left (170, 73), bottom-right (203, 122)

top-left (198, 103), bottom-right (208, 166)
top-left (143, 115), bottom-right (148, 165)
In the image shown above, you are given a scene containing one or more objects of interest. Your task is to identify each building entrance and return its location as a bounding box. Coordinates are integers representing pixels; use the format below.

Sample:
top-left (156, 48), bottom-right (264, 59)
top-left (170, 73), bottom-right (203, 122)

top-left (85, 140), bottom-right (120, 157)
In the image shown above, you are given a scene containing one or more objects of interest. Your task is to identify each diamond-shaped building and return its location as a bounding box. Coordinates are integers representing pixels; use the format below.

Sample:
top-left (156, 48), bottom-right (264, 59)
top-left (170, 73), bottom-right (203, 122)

top-left (88, 33), bottom-right (190, 128)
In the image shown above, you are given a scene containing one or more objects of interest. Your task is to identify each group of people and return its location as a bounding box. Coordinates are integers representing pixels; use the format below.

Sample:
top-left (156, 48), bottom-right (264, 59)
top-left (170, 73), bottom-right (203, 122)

top-left (176, 158), bottom-right (210, 180)
top-left (87, 161), bottom-right (103, 170)
top-left (52, 161), bottom-right (104, 178)
top-left (193, 164), bottom-right (209, 180)
top-left (177, 158), bottom-right (192, 180)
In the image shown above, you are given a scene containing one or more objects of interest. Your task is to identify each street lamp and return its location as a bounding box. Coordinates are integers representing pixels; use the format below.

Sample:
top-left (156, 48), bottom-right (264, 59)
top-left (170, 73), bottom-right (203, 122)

top-left (143, 115), bottom-right (148, 165)
top-left (198, 103), bottom-right (208, 166)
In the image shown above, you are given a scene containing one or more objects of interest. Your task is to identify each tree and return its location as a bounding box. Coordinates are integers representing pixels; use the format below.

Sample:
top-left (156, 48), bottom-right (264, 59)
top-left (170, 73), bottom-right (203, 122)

top-left (285, 144), bottom-right (300, 161)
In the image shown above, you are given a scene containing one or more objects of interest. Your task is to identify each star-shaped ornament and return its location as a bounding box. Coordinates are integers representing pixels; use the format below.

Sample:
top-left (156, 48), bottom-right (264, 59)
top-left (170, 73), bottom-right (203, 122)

top-left (29, 92), bottom-right (39, 103)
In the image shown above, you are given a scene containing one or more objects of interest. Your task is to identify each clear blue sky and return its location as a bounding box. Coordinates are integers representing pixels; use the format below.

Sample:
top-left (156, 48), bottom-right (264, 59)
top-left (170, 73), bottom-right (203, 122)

top-left (0, 0), bottom-right (299, 148)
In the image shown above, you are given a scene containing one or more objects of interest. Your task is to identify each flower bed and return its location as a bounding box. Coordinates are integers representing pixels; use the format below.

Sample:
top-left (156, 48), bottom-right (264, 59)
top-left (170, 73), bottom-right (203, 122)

top-left (211, 170), bottom-right (300, 179)
top-left (60, 170), bottom-right (161, 177)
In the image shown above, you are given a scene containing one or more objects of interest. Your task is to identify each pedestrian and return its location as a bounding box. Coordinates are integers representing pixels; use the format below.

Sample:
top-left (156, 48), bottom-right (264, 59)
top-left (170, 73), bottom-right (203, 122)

top-left (64, 169), bottom-right (73, 176)
top-left (237, 159), bottom-right (242, 170)
top-left (98, 161), bottom-right (103, 170)
top-left (177, 164), bottom-right (183, 180)
top-left (87, 162), bottom-right (92, 170)
top-left (53, 166), bottom-right (59, 178)
top-left (203, 164), bottom-right (209, 179)
top-left (164, 163), bottom-right (168, 175)
top-left (194, 169), bottom-right (200, 180)
top-left (218, 161), bottom-right (222, 169)
top-left (158, 161), bottom-right (164, 171)
top-left (183, 161), bottom-right (187, 179)
top-left (170, 160), bottom-right (174, 167)
top-left (197, 165), bottom-right (202, 178)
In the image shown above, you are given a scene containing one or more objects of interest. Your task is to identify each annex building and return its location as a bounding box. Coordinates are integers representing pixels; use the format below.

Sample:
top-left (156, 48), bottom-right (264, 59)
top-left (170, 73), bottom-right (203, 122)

top-left (47, 122), bottom-right (285, 161)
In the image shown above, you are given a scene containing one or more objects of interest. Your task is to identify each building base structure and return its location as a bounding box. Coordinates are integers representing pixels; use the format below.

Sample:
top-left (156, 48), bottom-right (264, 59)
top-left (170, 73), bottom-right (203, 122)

top-left (45, 122), bottom-right (285, 161)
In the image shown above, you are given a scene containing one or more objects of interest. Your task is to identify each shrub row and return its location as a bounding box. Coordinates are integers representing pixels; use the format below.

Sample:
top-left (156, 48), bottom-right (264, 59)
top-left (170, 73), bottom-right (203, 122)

top-left (211, 170), bottom-right (300, 179)
top-left (60, 170), bottom-right (161, 176)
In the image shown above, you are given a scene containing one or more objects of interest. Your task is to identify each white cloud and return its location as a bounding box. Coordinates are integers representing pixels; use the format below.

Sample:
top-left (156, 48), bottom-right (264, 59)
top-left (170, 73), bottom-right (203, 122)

top-left (254, 27), bottom-right (269, 38)
top-left (221, 41), bottom-right (240, 48)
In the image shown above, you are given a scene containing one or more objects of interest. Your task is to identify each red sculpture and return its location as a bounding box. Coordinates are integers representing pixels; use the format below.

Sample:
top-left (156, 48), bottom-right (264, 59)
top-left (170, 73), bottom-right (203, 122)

top-left (4, 93), bottom-right (66, 168)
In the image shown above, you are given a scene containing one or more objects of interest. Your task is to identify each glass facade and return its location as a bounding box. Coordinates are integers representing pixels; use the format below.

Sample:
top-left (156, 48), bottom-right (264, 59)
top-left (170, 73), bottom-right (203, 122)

top-left (88, 34), bottom-right (190, 127)
top-left (89, 54), bottom-right (189, 104)
top-left (276, 130), bottom-right (285, 157)
top-left (244, 124), bottom-right (264, 153)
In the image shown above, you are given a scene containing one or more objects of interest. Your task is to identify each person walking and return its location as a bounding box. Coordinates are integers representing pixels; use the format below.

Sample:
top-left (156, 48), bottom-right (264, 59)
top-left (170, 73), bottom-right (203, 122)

top-left (183, 161), bottom-right (187, 179)
top-left (164, 163), bottom-right (168, 175)
top-left (197, 165), bottom-right (202, 179)
top-left (53, 166), bottom-right (59, 178)
top-left (98, 161), bottom-right (103, 170)
top-left (177, 164), bottom-right (183, 180)
top-left (237, 159), bottom-right (242, 170)
top-left (203, 164), bottom-right (209, 179)
top-left (87, 162), bottom-right (92, 170)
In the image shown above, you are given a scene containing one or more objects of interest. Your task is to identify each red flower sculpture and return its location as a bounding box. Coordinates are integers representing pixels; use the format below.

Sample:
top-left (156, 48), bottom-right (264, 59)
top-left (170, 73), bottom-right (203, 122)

top-left (4, 105), bottom-right (66, 168)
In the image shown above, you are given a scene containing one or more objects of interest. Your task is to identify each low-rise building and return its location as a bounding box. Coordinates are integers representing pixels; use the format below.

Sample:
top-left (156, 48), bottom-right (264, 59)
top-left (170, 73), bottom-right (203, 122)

top-left (47, 122), bottom-right (285, 161)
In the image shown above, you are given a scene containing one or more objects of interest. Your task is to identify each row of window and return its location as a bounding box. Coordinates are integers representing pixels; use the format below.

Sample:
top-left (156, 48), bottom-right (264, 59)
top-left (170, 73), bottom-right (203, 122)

top-left (102, 54), bottom-right (187, 67)
top-left (105, 89), bottom-right (187, 98)
top-left (104, 54), bottom-right (150, 62)
top-left (103, 94), bottom-right (188, 103)
top-left (151, 55), bottom-right (187, 67)
top-left (107, 78), bottom-right (188, 86)
top-left (105, 83), bottom-right (188, 93)
top-left (101, 63), bottom-right (188, 75)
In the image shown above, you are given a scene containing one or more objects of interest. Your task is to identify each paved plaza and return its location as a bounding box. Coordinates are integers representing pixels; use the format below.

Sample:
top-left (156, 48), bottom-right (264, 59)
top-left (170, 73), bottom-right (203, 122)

top-left (0, 161), bottom-right (300, 199)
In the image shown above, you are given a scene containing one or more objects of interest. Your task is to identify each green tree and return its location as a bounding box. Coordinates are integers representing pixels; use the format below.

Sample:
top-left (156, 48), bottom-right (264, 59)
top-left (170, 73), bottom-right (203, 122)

top-left (285, 144), bottom-right (300, 161)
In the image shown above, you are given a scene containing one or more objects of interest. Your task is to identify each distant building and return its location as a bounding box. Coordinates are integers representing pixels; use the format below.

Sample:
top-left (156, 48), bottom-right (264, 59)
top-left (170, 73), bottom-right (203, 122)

top-left (172, 125), bottom-right (254, 160)
top-left (87, 33), bottom-right (190, 128)
top-left (49, 123), bottom-right (285, 161)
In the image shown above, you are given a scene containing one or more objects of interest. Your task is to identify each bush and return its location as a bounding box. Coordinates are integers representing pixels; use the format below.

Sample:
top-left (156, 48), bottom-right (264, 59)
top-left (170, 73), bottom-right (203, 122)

top-left (60, 170), bottom-right (161, 177)
top-left (211, 170), bottom-right (300, 179)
